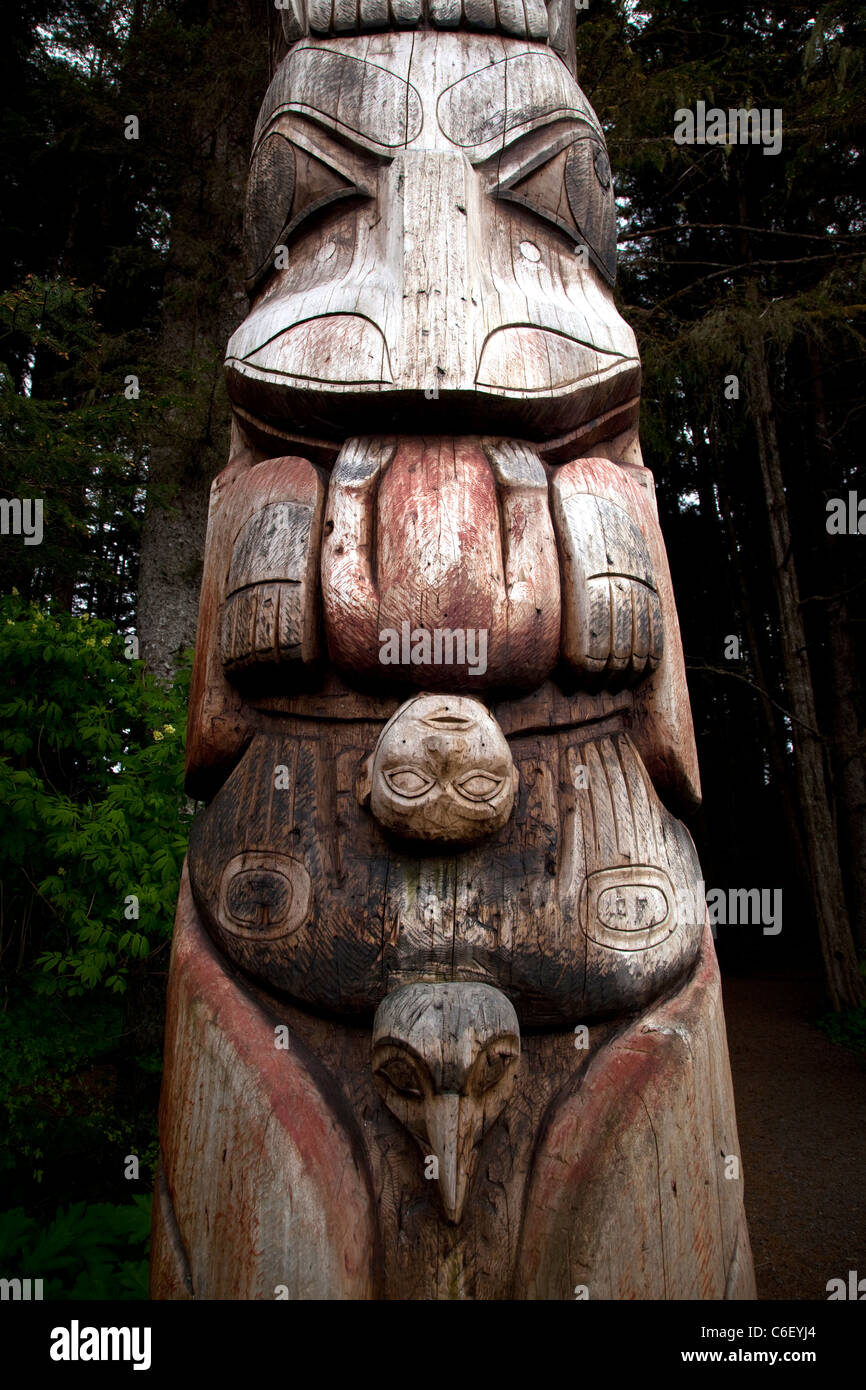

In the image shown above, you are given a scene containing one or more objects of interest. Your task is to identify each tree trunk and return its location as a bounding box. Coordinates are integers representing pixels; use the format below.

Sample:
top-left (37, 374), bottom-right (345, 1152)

top-left (137, 0), bottom-right (269, 683)
top-left (710, 458), bottom-right (808, 874)
top-left (805, 339), bottom-right (866, 953)
top-left (744, 296), bottom-right (864, 1008)
top-left (824, 592), bottom-right (866, 953)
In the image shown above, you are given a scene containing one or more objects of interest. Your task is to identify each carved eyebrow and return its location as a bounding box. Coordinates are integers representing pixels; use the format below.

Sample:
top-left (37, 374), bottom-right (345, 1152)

top-left (480, 119), bottom-right (599, 192)
top-left (256, 47), bottom-right (423, 152)
top-left (437, 51), bottom-right (600, 152)
top-left (258, 111), bottom-right (380, 187)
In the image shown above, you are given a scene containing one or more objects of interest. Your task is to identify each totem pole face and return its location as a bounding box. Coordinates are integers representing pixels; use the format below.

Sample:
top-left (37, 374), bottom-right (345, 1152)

top-left (362, 694), bottom-right (517, 844)
top-left (226, 30), bottom-right (639, 442)
top-left (186, 8), bottom-right (706, 1037)
top-left (152, 2), bottom-right (754, 1300)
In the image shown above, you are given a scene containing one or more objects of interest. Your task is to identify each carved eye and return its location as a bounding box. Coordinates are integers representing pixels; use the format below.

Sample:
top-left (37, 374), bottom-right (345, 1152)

top-left (289, 146), bottom-right (359, 233)
top-left (383, 767), bottom-right (436, 799)
top-left (475, 1049), bottom-right (514, 1094)
top-left (375, 1057), bottom-right (424, 1099)
top-left (593, 145), bottom-right (611, 189)
top-left (244, 132), bottom-right (362, 290)
top-left (494, 134), bottom-right (617, 286)
top-left (564, 137), bottom-right (616, 283)
top-left (455, 771), bottom-right (504, 803)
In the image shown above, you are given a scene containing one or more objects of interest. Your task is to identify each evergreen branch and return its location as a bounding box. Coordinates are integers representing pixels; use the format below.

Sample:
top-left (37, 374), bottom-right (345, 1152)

top-left (685, 661), bottom-right (826, 739)
top-left (799, 576), bottom-right (866, 606)
top-left (651, 254), bottom-right (866, 311)
top-left (621, 224), bottom-right (864, 242)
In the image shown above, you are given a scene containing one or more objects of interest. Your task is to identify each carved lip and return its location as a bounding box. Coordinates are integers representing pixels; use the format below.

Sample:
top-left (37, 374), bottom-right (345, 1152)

top-left (229, 313), bottom-right (393, 386)
top-left (475, 325), bottom-right (638, 396)
top-left (228, 394), bottom-right (641, 470)
top-left (420, 713), bottom-right (475, 730)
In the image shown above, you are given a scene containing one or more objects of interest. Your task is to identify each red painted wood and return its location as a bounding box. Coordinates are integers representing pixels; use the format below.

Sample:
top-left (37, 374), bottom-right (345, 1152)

top-left (153, 863), bottom-right (382, 1300)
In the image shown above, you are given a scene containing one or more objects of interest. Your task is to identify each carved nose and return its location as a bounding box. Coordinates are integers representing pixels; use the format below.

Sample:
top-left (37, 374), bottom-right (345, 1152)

top-left (423, 1092), bottom-right (479, 1225)
top-left (393, 151), bottom-right (476, 393)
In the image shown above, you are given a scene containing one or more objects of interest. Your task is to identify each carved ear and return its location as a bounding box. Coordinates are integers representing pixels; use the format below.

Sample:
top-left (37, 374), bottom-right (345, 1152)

top-left (356, 754), bottom-right (374, 806)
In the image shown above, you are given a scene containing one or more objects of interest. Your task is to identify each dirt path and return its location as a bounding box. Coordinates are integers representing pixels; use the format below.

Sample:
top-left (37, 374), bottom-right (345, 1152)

top-left (722, 971), bottom-right (866, 1300)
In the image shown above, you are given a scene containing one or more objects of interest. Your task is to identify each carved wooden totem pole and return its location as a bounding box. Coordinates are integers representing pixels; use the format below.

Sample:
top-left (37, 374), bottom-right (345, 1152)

top-left (151, 0), bottom-right (756, 1300)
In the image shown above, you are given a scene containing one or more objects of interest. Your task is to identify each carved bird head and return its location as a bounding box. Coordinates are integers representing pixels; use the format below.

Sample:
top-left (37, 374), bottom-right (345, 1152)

top-left (372, 982), bottom-right (520, 1224)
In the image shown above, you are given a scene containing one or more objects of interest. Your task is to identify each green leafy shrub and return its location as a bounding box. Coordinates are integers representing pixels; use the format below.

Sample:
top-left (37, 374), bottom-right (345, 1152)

top-left (0, 990), bottom-right (159, 1196)
top-left (0, 593), bottom-right (192, 994)
top-left (0, 597), bottom-right (186, 1260)
top-left (817, 1004), bottom-right (866, 1054)
top-left (0, 1197), bottom-right (151, 1300)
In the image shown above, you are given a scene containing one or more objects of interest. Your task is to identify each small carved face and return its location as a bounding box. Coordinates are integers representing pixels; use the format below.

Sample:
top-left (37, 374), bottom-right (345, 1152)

top-left (361, 694), bottom-right (517, 844)
top-left (372, 982), bottom-right (521, 1223)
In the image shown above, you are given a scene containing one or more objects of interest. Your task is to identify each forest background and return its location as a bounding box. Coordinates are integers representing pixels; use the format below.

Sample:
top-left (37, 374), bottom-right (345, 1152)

top-left (0, 0), bottom-right (863, 1298)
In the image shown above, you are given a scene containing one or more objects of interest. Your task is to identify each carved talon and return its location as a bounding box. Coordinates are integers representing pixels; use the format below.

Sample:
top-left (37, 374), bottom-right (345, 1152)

top-left (552, 481), bottom-right (664, 686)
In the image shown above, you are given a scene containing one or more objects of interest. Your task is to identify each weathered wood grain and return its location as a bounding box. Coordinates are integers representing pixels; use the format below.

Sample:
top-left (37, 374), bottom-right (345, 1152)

top-left (225, 33), bottom-right (639, 442)
top-left (363, 693), bottom-right (518, 844)
top-left (186, 721), bottom-right (704, 1023)
top-left (321, 435), bottom-right (561, 690)
top-left (153, 865), bottom-right (382, 1300)
top-left (515, 920), bottom-right (756, 1300)
top-left (372, 980), bottom-right (520, 1223)
top-left (553, 455), bottom-right (702, 811)
top-left (280, 0), bottom-right (564, 44)
top-left (156, 14), bottom-right (753, 1304)
top-left (152, 885), bottom-right (753, 1300)
top-left (185, 452), bottom-right (324, 795)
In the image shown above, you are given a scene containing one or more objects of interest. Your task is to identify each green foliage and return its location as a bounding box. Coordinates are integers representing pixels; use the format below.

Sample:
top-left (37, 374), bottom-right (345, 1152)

top-left (1, 990), bottom-right (119, 1180)
top-left (0, 594), bottom-right (192, 994)
top-left (0, 1197), bottom-right (151, 1300)
top-left (0, 602), bottom-right (175, 1228)
top-left (0, 276), bottom-right (154, 619)
top-left (0, 988), bottom-right (159, 1193)
top-left (817, 1004), bottom-right (866, 1054)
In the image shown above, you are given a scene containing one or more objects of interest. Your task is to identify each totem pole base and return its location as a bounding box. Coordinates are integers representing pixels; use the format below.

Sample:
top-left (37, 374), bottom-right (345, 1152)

top-left (151, 862), bottom-right (755, 1301)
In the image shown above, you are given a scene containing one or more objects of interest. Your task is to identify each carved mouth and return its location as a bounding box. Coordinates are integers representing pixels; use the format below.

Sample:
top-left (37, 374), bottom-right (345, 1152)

top-left (225, 315), bottom-right (640, 450)
top-left (475, 326), bottom-right (636, 396)
top-left (421, 713), bottom-right (475, 730)
top-left (229, 393), bottom-right (641, 468)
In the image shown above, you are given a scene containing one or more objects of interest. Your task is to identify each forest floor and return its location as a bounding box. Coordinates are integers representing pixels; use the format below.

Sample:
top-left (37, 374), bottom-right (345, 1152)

top-left (722, 971), bottom-right (866, 1300)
